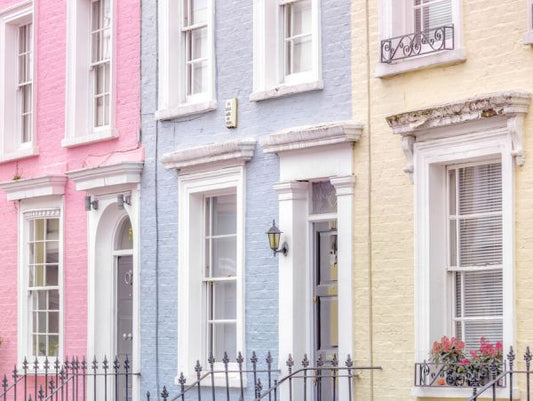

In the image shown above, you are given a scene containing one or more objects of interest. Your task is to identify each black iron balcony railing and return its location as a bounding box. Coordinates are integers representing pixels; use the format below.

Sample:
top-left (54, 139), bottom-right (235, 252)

top-left (148, 352), bottom-right (381, 401)
top-left (0, 355), bottom-right (138, 401)
top-left (414, 361), bottom-right (505, 388)
top-left (467, 346), bottom-right (532, 401)
top-left (380, 25), bottom-right (454, 63)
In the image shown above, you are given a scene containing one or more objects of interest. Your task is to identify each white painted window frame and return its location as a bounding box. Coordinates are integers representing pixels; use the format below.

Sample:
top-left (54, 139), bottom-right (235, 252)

top-left (18, 197), bottom-right (64, 366)
top-left (156, 0), bottom-right (216, 120)
top-left (250, 0), bottom-right (322, 102)
top-left (0, 1), bottom-right (38, 162)
top-left (524, 0), bottom-right (533, 44)
top-left (412, 126), bottom-right (514, 399)
top-left (64, 0), bottom-right (117, 148)
top-left (375, 0), bottom-right (466, 78)
top-left (177, 166), bottom-right (245, 386)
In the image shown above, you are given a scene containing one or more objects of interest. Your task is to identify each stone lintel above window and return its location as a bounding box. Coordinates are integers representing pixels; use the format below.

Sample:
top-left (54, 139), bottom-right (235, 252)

top-left (161, 138), bottom-right (256, 173)
top-left (260, 121), bottom-right (363, 154)
top-left (386, 91), bottom-right (531, 180)
top-left (0, 175), bottom-right (67, 201)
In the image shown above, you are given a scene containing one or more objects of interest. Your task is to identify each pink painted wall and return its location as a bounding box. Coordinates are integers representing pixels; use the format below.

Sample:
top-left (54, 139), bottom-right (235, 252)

top-left (0, 0), bottom-right (142, 374)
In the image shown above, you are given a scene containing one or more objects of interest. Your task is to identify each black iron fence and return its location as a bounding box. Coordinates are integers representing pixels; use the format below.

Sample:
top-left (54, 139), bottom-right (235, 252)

top-left (466, 346), bottom-right (532, 401)
top-left (380, 24), bottom-right (454, 63)
top-left (0, 356), bottom-right (137, 401)
top-left (149, 352), bottom-right (380, 401)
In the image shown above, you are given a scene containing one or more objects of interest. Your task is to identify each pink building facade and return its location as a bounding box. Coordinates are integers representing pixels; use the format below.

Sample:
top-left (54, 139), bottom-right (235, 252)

top-left (0, 0), bottom-right (143, 390)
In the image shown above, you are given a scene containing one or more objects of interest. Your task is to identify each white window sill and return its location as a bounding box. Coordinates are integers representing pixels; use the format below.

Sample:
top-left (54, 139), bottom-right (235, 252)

top-left (155, 100), bottom-right (217, 121)
top-left (62, 128), bottom-right (118, 148)
top-left (177, 373), bottom-right (247, 389)
top-left (524, 31), bottom-right (533, 45)
top-left (411, 386), bottom-right (517, 399)
top-left (0, 146), bottom-right (39, 163)
top-left (250, 80), bottom-right (323, 102)
top-left (375, 48), bottom-right (466, 78)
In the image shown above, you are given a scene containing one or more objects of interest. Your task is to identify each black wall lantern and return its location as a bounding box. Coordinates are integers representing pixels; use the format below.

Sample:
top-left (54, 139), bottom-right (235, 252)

top-left (266, 220), bottom-right (288, 256)
top-left (85, 195), bottom-right (98, 211)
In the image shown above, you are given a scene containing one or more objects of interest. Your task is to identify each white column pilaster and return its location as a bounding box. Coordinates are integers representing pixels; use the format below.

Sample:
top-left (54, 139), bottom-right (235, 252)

top-left (330, 175), bottom-right (356, 365)
top-left (274, 181), bottom-right (309, 372)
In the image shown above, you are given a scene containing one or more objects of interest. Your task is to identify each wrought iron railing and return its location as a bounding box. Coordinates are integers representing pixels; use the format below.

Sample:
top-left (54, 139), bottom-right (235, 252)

top-left (0, 356), bottom-right (138, 401)
top-left (380, 25), bottom-right (454, 63)
top-left (414, 361), bottom-right (505, 388)
top-left (148, 352), bottom-right (381, 401)
top-left (466, 346), bottom-right (532, 401)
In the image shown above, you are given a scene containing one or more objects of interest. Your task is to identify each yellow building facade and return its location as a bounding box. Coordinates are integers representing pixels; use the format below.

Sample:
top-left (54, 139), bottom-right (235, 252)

top-left (351, 1), bottom-right (533, 400)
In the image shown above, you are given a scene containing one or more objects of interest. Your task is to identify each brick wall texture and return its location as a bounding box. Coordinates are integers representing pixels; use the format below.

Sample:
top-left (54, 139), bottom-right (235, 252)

top-left (139, 0), bottom-right (353, 398)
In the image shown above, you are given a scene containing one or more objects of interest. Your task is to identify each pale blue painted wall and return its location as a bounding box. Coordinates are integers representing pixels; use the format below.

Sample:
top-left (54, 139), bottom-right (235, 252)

top-left (140, 0), bottom-right (352, 398)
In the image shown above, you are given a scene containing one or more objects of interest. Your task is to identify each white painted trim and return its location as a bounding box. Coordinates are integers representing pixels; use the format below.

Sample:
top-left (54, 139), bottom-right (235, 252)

top-left (260, 121), bottom-right (362, 153)
top-left (252, 0), bottom-right (322, 97)
top-left (0, 145), bottom-right (39, 163)
top-left (155, 100), bottom-right (217, 121)
top-left (525, 0), bottom-right (533, 44)
top-left (17, 196), bottom-right (64, 366)
top-left (66, 162), bottom-right (144, 192)
top-left (413, 129), bottom-right (515, 364)
top-left (158, 0), bottom-right (216, 115)
top-left (411, 386), bottom-right (518, 399)
top-left (0, 175), bottom-right (67, 201)
top-left (377, 0), bottom-right (463, 77)
top-left (249, 80), bottom-right (323, 102)
top-left (161, 138), bottom-right (256, 173)
top-left (0, 2), bottom-right (36, 159)
top-left (61, 128), bottom-right (118, 148)
top-left (386, 91), bottom-right (531, 180)
top-left (86, 191), bottom-right (141, 401)
top-left (65, 0), bottom-right (117, 142)
top-left (176, 167), bottom-right (246, 386)
top-left (375, 48), bottom-right (466, 78)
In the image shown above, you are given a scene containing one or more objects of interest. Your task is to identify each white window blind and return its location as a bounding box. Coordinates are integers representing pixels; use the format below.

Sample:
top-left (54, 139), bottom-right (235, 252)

top-left (414, 0), bottom-right (452, 32)
top-left (448, 163), bottom-right (503, 351)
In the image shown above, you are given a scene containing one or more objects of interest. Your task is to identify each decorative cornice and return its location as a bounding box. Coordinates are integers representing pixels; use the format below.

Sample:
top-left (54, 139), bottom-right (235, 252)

top-left (386, 91), bottom-right (531, 181)
top-left (260, 121), bottom-right (363, 153)
top-left (66, 162), bottom-right (144, 192)
top-left (273, 181), bottom-right (308, 201)
top-left (161, 138), bottom-right (256, 172)
top-left (330, 175), bottom-right (356, 196)
top-left (0, 175), bottom-right (67, 201)
top-left (386, 91), bottom-right (530, 136)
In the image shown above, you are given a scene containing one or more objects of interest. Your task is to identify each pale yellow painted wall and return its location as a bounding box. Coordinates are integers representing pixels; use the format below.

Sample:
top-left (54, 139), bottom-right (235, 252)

top-left (351, 0), bottom-right (533, 400)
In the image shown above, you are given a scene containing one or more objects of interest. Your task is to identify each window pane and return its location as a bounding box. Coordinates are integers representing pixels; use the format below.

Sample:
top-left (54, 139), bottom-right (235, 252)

top-left (191, 0), bottom-right (208, 25)
top-left (289, 1), bottom-right (311, 37)
top-left (48, 290), bottom-right (60, 310)
top-left (212, 323), bottom-right (236, 360)
top-left (46, 266), bottom-right (58, 286)
top-left (48, 335), bottom-right (59, 357)
top-left (463, 270), bottom-right (503, 318)
top-left (312, 181), bottom-right (337, 214)
top-left (463, 320), bottom-right (503, 352)
top-left (449, 220), bottom-right (457, 266)
top-left (35, 219), bottom-right (45, 241)
top-left (49, 312), bottom-right (59, 334)
top-left (32, 265), bottom-right (44, 287)
top-left (291, 36), bottom-right (312, 73)
top-left (458, 163), bottom-right (502, 215)
top-left (212, 237), bottom-right (236, 277)
top-left (192, 61), bottom-right (207, 95)
top-left (212, 195), bottom-right (236, 236)
top-left (319, 297), bottom-right (338, 349)
top-left (458, 216), bottom-right (502, 266)
top-left (213, 281), bottom-right (236, 320)
top-left (191, 28), bottom-right (207, 60)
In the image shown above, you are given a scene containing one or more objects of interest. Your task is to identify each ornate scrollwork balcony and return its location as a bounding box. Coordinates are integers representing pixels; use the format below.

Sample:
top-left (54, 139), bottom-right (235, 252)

top-left (414, 360), bottom-right (505, 388)
top-left (381, 25), bottom-right (454, 63)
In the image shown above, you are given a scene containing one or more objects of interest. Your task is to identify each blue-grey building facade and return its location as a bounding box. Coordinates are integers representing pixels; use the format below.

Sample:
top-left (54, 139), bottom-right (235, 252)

top-left (140, 0), bottom-right (355, 398)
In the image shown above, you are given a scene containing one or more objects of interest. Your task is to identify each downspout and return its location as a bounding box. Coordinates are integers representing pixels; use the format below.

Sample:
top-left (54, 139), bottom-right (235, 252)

top-left (364, 0), bottom-right (375, 399)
